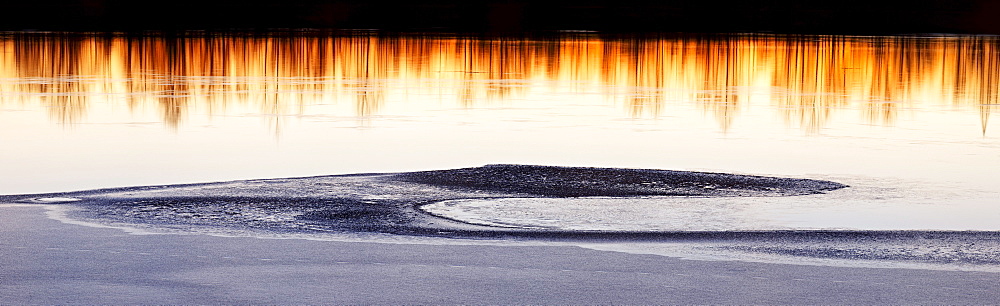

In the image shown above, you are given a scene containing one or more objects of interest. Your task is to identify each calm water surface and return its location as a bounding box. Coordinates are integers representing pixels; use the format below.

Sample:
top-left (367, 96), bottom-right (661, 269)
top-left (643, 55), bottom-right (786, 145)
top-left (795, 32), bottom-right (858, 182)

top-left (1, 33), bottom-right (998, 231)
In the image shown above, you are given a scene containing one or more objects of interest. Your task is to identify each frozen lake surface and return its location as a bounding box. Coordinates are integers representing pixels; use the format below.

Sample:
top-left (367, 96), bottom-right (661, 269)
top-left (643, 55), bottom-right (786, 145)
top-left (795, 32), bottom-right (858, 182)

top-left (1, 34), bottom-right (998, 266)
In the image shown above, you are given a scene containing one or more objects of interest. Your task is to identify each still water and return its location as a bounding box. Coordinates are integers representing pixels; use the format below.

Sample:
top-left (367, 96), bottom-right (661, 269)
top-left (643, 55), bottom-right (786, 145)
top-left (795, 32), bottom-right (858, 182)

top-left (1, 33), bottom-right (998, 231)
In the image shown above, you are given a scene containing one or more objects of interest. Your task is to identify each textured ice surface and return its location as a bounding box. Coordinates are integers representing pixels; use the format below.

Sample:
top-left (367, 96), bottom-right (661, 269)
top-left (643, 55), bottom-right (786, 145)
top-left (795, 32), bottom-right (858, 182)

top-left (3, 165), bottom-right (998, 271)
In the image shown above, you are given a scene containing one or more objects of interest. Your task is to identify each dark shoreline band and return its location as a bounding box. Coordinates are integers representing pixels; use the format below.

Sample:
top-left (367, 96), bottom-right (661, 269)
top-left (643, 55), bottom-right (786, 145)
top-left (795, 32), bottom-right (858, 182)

top-left (2, 1), bottom-right (999, 35)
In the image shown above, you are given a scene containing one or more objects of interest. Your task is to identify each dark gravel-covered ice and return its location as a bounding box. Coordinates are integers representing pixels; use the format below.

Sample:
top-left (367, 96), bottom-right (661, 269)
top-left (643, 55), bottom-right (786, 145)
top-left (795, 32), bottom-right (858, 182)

top-left (394, 164), bottom-right (847, 197)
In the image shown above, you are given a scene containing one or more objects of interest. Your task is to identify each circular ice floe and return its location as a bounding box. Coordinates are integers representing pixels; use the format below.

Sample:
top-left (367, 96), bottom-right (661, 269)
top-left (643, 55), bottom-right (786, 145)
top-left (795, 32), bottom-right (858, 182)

top-left (420, 189), bottom-right (1000, 232)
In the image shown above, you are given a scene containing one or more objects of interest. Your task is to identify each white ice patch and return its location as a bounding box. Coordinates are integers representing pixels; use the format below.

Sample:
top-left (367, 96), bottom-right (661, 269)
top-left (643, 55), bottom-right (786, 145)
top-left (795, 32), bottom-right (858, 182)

top-left (420, 178), bottom-right (1000, 231)
top-left (28, 197), bottom-right (83, 203)
top-left (576, 242), bottom-right (1000, 273)
top-left (423, 196), bottom-right (800, 231)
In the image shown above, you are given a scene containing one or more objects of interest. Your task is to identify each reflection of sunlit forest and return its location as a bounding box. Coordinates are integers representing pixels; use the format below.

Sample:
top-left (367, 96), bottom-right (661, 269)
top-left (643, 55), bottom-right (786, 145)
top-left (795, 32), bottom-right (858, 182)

top-left (0, 34), bottom-right (997, 132)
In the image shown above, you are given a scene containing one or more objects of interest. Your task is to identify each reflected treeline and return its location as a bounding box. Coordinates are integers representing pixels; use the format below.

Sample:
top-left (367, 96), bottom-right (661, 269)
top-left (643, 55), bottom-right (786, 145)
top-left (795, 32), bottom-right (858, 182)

top-left (0, 34), bottom-right (997, 132)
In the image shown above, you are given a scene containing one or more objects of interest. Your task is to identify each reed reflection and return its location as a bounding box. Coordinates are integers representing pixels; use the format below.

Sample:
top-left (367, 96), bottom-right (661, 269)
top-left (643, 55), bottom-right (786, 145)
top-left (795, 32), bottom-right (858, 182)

top-left (0, 34), bottom-right (996, 133)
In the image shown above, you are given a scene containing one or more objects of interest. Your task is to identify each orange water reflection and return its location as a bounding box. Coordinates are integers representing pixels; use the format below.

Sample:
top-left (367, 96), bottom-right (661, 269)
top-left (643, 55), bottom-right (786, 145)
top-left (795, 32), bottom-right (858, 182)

top-left (1, 34), bottom-right (997, 132)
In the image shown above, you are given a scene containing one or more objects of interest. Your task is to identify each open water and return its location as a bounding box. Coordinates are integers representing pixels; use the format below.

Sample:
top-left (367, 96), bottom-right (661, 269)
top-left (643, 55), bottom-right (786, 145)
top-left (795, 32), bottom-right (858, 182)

top-left (1, 33), bottom-right (998, 233)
